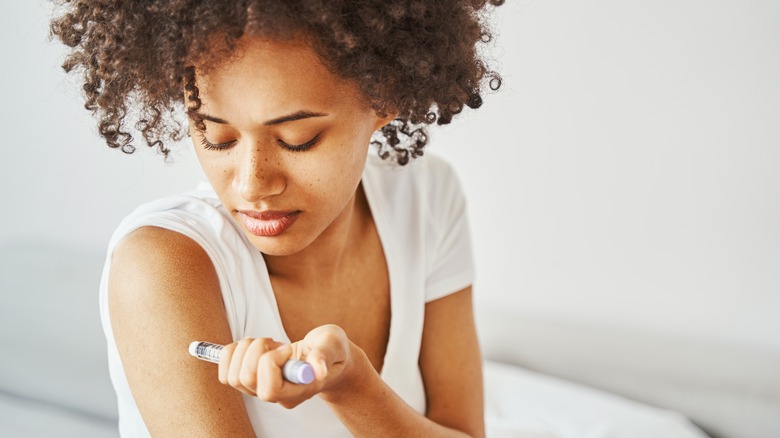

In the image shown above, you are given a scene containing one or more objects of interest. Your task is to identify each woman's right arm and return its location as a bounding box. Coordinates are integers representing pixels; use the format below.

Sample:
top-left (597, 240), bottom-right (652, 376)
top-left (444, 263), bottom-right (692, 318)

top-left (108, 226), bottom-right (255, 437)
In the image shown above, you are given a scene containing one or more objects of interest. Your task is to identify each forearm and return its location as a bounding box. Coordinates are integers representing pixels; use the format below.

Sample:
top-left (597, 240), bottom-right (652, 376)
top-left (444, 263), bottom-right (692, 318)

top-left (319, 344), bottom-right (472, 438)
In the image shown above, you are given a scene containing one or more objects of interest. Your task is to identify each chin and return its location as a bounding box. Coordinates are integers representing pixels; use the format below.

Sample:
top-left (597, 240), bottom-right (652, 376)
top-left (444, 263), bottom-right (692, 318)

top-left (245, 233), bottom-right (309, 257)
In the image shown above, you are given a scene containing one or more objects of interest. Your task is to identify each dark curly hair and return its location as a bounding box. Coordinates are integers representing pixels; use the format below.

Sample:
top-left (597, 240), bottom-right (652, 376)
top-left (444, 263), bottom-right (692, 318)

top-left (50, 0), bottom-right (503, 165)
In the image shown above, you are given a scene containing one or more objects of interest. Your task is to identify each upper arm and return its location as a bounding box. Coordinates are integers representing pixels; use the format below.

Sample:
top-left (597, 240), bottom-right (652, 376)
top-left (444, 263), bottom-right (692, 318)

top-left (419, 286), bottom-right (485, 438)
top-left (108, 226), bottom-right (254, 437)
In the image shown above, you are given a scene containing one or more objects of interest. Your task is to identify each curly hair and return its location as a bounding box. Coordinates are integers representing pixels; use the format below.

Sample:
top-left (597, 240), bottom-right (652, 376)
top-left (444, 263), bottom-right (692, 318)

top-left (50, 0), bottom-right (503, 165)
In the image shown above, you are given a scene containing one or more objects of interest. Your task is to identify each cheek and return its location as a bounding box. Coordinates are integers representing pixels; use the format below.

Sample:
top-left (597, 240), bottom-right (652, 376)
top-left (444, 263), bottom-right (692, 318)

top-left (301, 160), bottom-right (357, 201)
top-left (192, 146), bottom-right (235, 189)
top-left (300, 142), bottom-right (367, 203)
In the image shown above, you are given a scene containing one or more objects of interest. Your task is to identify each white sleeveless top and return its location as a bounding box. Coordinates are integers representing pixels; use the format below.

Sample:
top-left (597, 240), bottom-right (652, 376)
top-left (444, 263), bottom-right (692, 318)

top-left (99, 153), bottom-right (475, 437)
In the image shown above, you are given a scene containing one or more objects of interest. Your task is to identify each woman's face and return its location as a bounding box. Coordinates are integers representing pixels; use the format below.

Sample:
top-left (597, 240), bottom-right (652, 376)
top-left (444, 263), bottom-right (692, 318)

top-left (189, 37), bottom-right (390, 256)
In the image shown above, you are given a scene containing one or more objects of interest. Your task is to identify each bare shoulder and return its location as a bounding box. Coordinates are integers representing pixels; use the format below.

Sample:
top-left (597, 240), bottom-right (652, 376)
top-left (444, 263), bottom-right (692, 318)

top-left (108, 226), bottom-right (254, 436)
top-left (110, 225), bottom-right (217, 299)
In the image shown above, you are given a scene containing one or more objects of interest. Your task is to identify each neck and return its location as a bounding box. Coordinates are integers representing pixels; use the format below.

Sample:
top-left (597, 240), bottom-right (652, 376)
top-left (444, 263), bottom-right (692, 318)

top-left (263, 183), bottom-right (369, 287)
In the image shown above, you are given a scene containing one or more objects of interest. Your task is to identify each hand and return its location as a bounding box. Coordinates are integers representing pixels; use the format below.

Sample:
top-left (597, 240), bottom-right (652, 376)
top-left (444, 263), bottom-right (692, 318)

top-left (217, 324), bottom-right (354, 409)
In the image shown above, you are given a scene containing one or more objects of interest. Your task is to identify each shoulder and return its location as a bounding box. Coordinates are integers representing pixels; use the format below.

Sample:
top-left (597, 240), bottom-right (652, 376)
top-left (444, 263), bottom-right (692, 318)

top-left (104, 189), bottom-right (230, 345)
top-left (364, 152), bottom-right (466, 206)
top-left (112, 226), bottom-right (213, 278)
top-left (106, 223), bottom-right (223, 321)
top-left (107, 184), bottom-right (247, 267)
top-left (104, 188), bottom-right (244, 334)
top-left (109, 226), bottom-right (219, 310)
top-left (363, 153), bottom-right (470, 236)
top-left (114, 185), bottom-right (226, 235)
top-left (365, 151), bottom-right (459, 180)
top-left (103, 185), bottom-right (261, 342)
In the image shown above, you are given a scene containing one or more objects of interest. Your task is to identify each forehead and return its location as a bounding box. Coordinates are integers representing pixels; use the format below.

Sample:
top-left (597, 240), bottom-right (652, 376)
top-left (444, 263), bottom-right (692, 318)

top-left (194, 36), bottom-right (365, 122)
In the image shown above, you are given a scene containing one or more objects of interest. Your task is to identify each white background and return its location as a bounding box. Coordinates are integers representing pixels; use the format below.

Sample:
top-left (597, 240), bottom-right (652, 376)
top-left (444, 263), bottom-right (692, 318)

top-left (2, 1), bottom-right (778, 350)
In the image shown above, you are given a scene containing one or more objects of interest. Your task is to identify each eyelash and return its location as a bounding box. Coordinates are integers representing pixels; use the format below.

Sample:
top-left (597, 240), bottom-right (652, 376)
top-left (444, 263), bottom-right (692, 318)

top-left (200, 133), bottom-right (321, 152)
top-left (199, 137), bottom-right (235, 151)
top-left (278, 133), bottom-right (321, 152)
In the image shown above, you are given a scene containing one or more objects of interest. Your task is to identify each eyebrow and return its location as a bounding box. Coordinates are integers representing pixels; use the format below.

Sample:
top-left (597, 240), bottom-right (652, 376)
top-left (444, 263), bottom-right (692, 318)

top-left (197, 110), bottom-right (327, 126)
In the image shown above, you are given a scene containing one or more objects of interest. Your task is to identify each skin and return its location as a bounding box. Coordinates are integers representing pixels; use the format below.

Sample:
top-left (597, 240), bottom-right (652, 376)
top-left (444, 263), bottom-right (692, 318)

top-left (108, 36), bottom-right (484, 437)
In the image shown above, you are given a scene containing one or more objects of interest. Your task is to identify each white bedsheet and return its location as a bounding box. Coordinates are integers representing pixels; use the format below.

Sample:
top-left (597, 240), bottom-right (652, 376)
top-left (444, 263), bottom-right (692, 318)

top-left (0, 361), bottom-right (707, 438)
top-left (0, 242), bottom-right (709, 437)
top-left (484, 361), bottom-right (708, 438)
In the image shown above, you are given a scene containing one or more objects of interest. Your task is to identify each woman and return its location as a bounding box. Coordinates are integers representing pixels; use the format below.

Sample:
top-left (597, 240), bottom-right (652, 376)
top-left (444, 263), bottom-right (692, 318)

top-left (51, 1), bottom-right (502, 436)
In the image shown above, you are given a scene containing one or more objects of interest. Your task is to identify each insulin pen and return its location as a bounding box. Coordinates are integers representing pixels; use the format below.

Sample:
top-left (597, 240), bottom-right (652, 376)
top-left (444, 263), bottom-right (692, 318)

top-left (188, 341), bottom-right (315, 385)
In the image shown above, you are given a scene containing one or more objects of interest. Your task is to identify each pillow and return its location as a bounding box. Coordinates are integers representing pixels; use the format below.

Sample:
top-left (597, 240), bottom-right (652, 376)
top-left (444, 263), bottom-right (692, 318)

top-left (478, 309), bottom-right (780, 438)
top-left (484, 360), bottom-right (707, 438)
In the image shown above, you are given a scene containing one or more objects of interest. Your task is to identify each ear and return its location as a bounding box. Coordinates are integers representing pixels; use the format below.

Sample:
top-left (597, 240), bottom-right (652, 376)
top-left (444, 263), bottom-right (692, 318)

top-left (372, 111), bottom-right (397, 131)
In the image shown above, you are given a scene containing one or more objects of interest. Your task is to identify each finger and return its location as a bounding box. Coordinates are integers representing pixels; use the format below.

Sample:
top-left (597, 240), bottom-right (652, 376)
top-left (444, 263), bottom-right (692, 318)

top-left (239, 338), bottom-right (283, 394)
top-left (299, 325), bottom-right (352, 392)
top-left (227, 338), bottom-right (255, 395)
top-left (218, 342), bottom-right (237, 384)
top-left (302, 325), bottom-right (348, 368)
top-left (303, 325), bottom-right (347, 358)
top-left (290, 340), bottom-right (306, 361)
top-left (256, 344), bottom-right (294, 401)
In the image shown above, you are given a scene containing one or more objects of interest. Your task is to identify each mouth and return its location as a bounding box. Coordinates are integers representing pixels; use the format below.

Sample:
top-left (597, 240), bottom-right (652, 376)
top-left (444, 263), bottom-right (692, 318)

top-left (237, 210), bottom-right (301, 237)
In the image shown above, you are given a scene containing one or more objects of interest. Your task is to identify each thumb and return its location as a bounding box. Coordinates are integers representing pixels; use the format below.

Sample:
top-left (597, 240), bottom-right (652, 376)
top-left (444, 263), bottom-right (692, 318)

top-left (303, 348), bottom-right (329, 381)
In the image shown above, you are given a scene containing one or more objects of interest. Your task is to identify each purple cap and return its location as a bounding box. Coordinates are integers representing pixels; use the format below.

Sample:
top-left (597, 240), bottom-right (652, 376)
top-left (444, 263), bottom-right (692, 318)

top-left (283, 360), bottom-right (315, 384)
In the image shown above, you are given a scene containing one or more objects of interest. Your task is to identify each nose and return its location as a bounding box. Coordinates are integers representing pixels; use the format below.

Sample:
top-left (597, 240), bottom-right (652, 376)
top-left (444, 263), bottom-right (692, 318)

top-left (232, 144), bottom-right (286, 203)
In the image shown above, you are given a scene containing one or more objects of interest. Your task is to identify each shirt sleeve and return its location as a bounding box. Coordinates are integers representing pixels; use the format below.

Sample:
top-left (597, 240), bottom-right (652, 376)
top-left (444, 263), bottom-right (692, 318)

top-left (424, 157), bottom-right (475, 302)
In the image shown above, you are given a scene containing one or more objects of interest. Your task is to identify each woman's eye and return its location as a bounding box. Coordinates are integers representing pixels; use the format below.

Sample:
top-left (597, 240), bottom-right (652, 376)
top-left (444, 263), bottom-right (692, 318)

top-left (278, 133), bottom-right (321, 152)
top-left (200, 137), bottom-right (236, 151)
top-left (199, 133), bottom-right (321, 152)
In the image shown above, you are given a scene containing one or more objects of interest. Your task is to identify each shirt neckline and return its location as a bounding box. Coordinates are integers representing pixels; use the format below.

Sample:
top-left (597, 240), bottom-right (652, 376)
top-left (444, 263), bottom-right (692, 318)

top-left (256, 160), bottom-right (398, 380)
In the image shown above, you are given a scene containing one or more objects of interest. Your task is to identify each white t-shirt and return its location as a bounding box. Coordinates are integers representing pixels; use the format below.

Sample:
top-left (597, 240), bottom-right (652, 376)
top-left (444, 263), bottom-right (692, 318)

top-left (98, 153), bottom-right (475, 437)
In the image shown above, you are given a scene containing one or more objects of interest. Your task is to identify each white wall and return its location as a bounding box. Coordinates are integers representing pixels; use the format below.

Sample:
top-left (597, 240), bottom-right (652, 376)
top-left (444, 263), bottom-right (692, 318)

top-left (1, 1), bottom-right (204, 253)
top-left (434, 0), bottom-right (780, 350)
top-left (2, 1), bottom-right (778, 350)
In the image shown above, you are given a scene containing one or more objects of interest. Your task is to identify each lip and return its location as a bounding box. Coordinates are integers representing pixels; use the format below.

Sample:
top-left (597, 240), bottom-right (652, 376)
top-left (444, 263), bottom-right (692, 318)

top-left (237, 210), bottom-right (301, 237)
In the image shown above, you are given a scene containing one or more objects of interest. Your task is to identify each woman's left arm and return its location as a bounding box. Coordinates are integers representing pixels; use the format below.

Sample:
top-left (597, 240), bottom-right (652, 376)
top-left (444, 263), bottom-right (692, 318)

top-left (219, 286), bottom-right (484, 437)
top-left (319, 286), bottom-right (484, 437)
top-left (420, 286), bottom-right (484, 436)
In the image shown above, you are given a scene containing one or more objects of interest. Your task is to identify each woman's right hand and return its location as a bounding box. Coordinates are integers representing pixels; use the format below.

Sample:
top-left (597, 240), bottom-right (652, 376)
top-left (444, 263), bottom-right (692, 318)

top-left (217, 324), bottom-right (361, 409)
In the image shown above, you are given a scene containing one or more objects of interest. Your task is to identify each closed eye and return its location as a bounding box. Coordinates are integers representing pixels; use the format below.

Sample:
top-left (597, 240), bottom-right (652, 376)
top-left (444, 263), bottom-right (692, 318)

top-left (200, 137), bottom-right (236, 151)
top-left (278, 133), bottom-right (321, 152)
top-left (199, 133), bottom-right (322, 152)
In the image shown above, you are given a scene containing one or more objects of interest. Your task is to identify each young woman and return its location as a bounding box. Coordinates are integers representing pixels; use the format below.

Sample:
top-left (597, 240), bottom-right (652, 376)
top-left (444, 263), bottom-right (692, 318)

top-left (51, 1), bottom-right (502, 436)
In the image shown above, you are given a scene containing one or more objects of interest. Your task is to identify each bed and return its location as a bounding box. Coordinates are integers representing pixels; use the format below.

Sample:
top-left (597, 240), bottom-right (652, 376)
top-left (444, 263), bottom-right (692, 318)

top-left (1, 241), bottom-right (775, 437)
